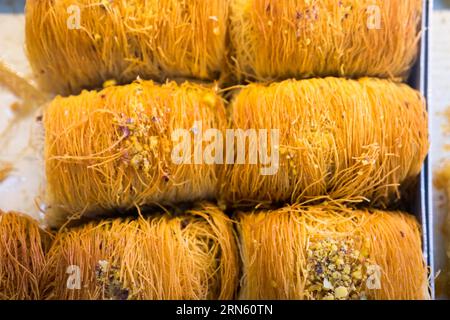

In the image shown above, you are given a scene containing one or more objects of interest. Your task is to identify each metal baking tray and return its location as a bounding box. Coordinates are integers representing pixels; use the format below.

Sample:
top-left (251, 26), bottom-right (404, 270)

top-left (407, 0), bottom-right (433, 299)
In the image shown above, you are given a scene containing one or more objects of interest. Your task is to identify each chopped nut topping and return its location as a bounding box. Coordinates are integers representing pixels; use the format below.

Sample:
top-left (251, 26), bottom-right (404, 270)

top-left (305, 238), bottom-right (370, 300)
top-left (95, 260), bottom-right (129, 300)
top-left (113, 94), bottom-right (168, 176)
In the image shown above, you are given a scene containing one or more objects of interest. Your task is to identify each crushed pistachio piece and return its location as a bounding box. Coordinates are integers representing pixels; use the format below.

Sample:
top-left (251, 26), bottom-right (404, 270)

top-left (335, 286), bottom-right (348, 299)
